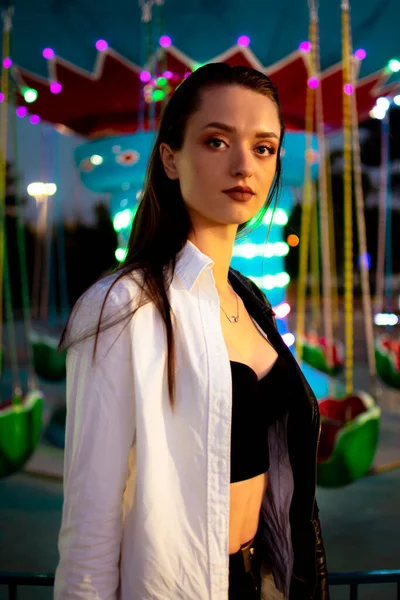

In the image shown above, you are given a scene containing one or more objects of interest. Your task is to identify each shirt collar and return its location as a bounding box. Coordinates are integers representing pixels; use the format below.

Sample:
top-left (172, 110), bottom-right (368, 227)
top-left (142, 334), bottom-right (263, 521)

top-left (175, 240), bottom-right (214, 291)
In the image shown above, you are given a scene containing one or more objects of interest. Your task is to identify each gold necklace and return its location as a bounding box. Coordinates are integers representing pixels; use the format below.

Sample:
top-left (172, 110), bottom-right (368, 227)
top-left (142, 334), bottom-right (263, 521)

top-left (220, 281), bottom-right (239, 323)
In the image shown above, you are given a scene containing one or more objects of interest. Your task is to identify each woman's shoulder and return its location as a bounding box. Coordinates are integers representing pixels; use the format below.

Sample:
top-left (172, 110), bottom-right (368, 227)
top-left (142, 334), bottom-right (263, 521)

top-left (67, 270), bottom-right (143, 342)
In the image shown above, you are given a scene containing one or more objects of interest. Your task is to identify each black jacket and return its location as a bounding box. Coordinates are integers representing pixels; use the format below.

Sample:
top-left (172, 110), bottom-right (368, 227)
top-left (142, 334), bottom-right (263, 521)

top-left (229, 268), bottom-right (330, 600)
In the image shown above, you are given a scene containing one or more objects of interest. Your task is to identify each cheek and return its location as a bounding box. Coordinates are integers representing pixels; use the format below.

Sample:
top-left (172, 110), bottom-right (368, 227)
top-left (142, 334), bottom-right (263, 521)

top-left (178, 153), bottom-right (211, 199)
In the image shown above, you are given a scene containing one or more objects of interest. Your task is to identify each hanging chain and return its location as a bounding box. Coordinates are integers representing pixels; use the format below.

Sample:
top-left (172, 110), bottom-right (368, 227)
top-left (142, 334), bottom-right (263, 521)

top-left (139, 0), bottom-right (164, 23)
top-left (341, 0), bottom-right (354, 394)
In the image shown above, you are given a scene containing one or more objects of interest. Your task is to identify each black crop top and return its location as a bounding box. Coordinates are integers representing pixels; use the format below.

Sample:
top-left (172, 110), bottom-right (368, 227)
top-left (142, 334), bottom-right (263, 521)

top-left (230, 354), bottom-right (290, 483)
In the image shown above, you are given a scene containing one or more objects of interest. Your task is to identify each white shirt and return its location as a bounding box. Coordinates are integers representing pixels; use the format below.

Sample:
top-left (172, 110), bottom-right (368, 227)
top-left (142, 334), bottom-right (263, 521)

top-left (54, 240), bottom-right (294, 600)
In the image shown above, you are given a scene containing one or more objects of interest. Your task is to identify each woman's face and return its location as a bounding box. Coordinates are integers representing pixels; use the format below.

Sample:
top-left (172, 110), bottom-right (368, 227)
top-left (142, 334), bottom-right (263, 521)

top-left (160, 84), bottom-right (281, 232)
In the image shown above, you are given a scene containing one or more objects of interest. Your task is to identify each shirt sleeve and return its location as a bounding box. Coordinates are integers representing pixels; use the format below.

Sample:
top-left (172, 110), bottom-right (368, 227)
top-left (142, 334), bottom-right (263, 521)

top-left (54, 281), bottom-right (136, 600)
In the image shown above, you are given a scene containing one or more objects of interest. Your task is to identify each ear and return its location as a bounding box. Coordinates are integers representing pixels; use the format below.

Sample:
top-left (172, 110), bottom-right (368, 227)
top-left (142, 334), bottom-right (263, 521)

top-left (159, 143), bottom-right (179, 180)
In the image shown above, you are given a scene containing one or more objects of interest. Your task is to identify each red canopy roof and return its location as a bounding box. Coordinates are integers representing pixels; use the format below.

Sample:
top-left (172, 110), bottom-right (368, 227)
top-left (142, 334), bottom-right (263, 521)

top-left (13, 45), bottom-right (397, 139)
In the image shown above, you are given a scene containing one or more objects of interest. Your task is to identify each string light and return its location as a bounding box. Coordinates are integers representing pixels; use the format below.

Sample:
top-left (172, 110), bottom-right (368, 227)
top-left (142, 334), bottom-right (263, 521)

top-left (371, 105), bottom-right (386, 120)
top-left (152, 89), bottom-right (165, 102)
top-left (96, 39), bottom-right (108, 51)
top-left (344, 83), bottom-right (354, 95)
top-left (377, 97), bottom-right (390, 111)
top-left (159, 35), bottom-right (172, 47)
top-left (3, 57), bottom-right (12, 68)
top-left (27, 182), bottom-right (57, 196)
top-left (354, 48), bottom-right (366, 60)
top-left (30, 115), bottom-right (41, 125)
top-left (232, 242), bottom-right (289, 259)
top-left (307, 77), bottom-right (319, 89)
top-left (113, 209), bottom-right (133, 231)
top-left (115, 247), bottom-right (128, 262)
top-left (374, 313), bottom-right (399, 326)
top-left (50, 82), bottom-right (62, 94)
top-left (282, 333), bottom-right (295, 347)
top-left (299, 41), bottom-right (312, 53)
top-left (237, 35), bottom-right (250, 47)
top-left (140, 71), bottom-right (152, 82)
top-left (23, 88), bottom-right (38, 103)
top-left (90, 154), bottom-right (103, 166)
top-left (248, 272), bottom-right (291, 291)
top-left (388, 59), bottom-right (400, 73)
top-left (287, 234), bottom-right (299, 247)
top-left (274, 302), bottom-right (291, 319)
top-left (16, 106), bottom-right (27, 118)
top-left (394, 95), bottom-right (400, 106)
top-left (42, 48), bottom-right (55, 59)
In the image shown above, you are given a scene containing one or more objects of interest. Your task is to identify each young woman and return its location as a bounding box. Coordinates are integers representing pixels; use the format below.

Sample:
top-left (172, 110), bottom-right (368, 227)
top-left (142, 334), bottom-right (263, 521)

top-left (54, 63), bottom-right (329, 600)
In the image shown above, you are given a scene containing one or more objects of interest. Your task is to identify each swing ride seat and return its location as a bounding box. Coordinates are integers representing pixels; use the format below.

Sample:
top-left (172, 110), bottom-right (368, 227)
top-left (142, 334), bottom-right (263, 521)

top-left (300, 334), bottom-right (344, 377)
top-left (375, 335), bottom-right (400, 390)
top-left (30, 330), bottom-right (66, 382)
top-left (317, 392), bottom-right (381, 488)
top-left (0, 391), bottom-right (43, 478)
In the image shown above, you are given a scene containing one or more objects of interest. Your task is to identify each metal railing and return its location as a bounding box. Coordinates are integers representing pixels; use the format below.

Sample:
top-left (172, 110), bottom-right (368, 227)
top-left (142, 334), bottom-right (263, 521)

top-left (0, 572), bottom-right (54, 600)
top-left (0, 569), bottom-right (400, 599)
top-left (329, 569), bottom-right (400, 599)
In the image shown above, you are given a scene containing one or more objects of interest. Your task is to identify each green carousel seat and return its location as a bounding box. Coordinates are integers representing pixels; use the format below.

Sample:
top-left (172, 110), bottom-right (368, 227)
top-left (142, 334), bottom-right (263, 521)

top-left (300, 333), bottom-right (344, 376)
top-left (375, 334), bottom-right (400, 389)
top-left (30, 329), bottom-right (66, 381)
top-left (317, 392), bottom-right (381, 488)
top-left (0, 391), bottom-right (43, 478)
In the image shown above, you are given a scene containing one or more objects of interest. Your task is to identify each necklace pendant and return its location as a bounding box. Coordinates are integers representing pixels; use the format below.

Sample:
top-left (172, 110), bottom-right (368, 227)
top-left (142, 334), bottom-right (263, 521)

top-left (230, 316), bottom-right (239, 323)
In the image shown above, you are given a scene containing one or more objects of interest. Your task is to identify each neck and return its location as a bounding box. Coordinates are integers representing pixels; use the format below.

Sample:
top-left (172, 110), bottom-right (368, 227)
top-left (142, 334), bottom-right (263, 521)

top-left (188, 225), bottom-right (238, 294)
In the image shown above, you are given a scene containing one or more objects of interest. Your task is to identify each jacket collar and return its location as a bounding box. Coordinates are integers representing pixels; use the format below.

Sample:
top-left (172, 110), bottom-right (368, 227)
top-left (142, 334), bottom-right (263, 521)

top-left (175, 240), bottom-right (214, 292)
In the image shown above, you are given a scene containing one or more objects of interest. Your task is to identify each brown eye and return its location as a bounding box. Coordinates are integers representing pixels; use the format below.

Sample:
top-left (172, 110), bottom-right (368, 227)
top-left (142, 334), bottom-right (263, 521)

top-left (206, 138), bottom-right (227, 149)
top-left (256, 145), bottom-right (276, 156)
top-left (116, 150), bottom-right (140, 166)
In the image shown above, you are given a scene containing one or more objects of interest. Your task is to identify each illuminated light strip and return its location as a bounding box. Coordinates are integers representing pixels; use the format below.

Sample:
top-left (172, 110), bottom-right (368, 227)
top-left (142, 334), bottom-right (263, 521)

top-left (248, 272), bottom-right (291, 290)
top-left (249, 208), bottom-right (289, 227)
top-left (233, 242), bottom-right (289, 259)
top-left (374, 313), bottom-right (399, 326)
top-left (273, 302), bottom-right (291, 319)
top-left (115, 247), bottom-right (128, 262)
top-left (282, 332), bottom-right (295, 347)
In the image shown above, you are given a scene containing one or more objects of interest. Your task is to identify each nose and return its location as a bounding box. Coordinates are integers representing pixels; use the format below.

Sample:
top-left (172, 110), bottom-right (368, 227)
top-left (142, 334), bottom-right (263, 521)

top-left (230, 146), bottom-right (253, 179)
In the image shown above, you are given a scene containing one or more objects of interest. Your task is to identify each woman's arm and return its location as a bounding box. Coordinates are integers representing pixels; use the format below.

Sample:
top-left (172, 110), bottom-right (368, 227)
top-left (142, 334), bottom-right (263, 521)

top-left (54, 282), bottom-right (136, 600)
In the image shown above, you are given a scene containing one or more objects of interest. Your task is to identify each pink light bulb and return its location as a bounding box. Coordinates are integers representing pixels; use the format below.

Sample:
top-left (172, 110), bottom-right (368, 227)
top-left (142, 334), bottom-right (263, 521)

top-left (96, 39), bottom-right (108, 51)
top-left (159, 35), bottom-right (172, 48)
top-left (43, 48), bottom-right (55, 59)
top-left (0, 93), bottom-right (4, 103)
top-left (30, 115), bottom-right (40, 125)
top-left (16, 106), bottom-right (27, 118)
top-left (299, 41), bottom-right (312, 53)
top-left (3, 57), bottom-right (12, 68)
top-left (344, 83), bottom-right (353, 95)
top-left (354, 48), bottom-right (366, 61)
top-left (50, 82), bottom-right (62, 94)
top-left (140, 71), bottom-right (152, 83)
top-left (307, 77), bottom-right (319, 89)
top-left (237, 35), bottom-right (250, 47)
top-left (184, 71), bottom-right (191, 79)
top-left (162, 70), bottom-right (173, 79)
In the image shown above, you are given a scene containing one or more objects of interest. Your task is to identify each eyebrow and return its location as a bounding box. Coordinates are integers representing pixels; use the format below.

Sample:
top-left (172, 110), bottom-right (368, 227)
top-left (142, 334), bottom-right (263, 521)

top-left (201, 121), bottom-right (279, 140)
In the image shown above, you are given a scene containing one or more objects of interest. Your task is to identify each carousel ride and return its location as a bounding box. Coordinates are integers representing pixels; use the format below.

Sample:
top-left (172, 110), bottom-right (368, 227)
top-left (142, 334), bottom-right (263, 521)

top-left (0, 11), bottom-right (43, 477)
top-left (295, 0), bottom-right (381, 487)
top-left (0, 0), bottom-right (399, 483)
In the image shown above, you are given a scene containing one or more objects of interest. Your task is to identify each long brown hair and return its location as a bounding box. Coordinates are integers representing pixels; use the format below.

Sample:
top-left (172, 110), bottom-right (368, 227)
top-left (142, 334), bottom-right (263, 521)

top-left (60, 62), bottom-right (286, 409)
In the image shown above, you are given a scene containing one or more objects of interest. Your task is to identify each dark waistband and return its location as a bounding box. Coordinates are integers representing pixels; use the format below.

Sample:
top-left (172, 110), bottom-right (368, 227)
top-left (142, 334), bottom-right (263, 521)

top-left (229, 537), bottom-right (257, 574)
